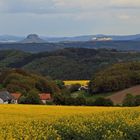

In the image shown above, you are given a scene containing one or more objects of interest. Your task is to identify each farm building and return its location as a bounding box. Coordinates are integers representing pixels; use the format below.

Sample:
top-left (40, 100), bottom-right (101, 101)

top-left (0, 91), bottom-right (52, 104)
top-left (39, 93), bottom-right (51, 104)
top-left (0, 91), bottom-right (13, 104)
top-left (78, 86), bottom-right (89, 91)
top-left (11, 93), bottom-right (22, 104)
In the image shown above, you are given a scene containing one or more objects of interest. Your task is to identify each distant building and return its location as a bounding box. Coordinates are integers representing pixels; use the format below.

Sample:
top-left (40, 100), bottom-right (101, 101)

top-left (39, 93), bottom-right (51, 104)
top-left (78, 86), bottom-right (89, 91)
top-left (0, 91), bottom-right (52, 104)
top-left (0, 91), bottom-right (13, 104)
top-left (11, 93), bottom-right (22, 104)
top-left (92, 37), bottom-right (112, 41)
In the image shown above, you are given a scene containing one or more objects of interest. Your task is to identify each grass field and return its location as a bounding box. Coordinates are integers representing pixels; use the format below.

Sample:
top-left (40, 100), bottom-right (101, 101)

top-left (0, 105), bottom-right (140, 140)
top-left (64, 80), bottom-right (89, 86)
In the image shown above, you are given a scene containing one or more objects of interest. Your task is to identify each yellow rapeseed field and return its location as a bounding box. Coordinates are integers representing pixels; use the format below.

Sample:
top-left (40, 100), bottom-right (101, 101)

top-left (64, 80), bottom-right (89, 86)
top-left (0, 105), bottom-right (140, 140)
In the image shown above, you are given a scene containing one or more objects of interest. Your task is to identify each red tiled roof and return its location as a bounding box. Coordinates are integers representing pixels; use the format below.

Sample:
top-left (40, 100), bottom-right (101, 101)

top-left (39, 93), bottom-right (51, 100)
top-left (11, 93), bottom-right (21, 100)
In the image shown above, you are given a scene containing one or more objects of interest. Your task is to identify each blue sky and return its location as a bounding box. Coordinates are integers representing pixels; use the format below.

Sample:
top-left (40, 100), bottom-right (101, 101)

top-left (0, 0), bottom-right (140, 36)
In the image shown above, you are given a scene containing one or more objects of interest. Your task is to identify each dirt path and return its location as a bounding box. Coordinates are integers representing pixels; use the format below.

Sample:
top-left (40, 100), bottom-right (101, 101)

top-left (107, 85), bottom-right (140, 104)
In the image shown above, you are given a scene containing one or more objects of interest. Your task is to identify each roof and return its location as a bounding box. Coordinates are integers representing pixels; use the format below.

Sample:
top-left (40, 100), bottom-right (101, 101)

top-left (39, 93), bottom-right (51, 100)
top-left (0, 91), bottom-right (13, 101)
top-left (11, 93), bottom-right (21, 100)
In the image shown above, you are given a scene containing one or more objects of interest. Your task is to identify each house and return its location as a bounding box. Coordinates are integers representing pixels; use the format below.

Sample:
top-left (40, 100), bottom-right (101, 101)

top-left (78, 86), bottom-right (89, 91)
top-left (0, 91), bottom-right (13, 104)
top-left (39, 93), bottom-right (51, 104)
top-left (11, 93), bottom-right (22, 104)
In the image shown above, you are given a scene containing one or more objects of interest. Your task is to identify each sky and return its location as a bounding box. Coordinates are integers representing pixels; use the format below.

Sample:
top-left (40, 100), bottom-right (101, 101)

top-left (0, 0), bottom-right (140, 36)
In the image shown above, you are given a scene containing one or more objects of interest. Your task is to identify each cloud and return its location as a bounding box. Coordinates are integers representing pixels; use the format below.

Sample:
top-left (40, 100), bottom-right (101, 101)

top-left (0, 0), bottom-right (140, 36)
top-left (0, 0), bottom-right (56, 14)
top-left (118, 15), bottom-right (130, 20)
top-left (0, 0), bottom-right (140, 14)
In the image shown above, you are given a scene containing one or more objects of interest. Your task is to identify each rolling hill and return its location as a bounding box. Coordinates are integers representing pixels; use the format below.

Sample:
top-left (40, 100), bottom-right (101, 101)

top-left (0, 41), bottom-right (140, 53)
top-left (1, 34), bottom-right (140, 42)
top-left (1, 48), bottom-right (140, 80)
top-left (107, 85), bottom-right (140, 104)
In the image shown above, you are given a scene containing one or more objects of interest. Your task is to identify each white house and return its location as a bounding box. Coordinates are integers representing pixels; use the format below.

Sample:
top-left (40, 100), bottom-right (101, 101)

top-left (0, 91), bottom-right (13, 104)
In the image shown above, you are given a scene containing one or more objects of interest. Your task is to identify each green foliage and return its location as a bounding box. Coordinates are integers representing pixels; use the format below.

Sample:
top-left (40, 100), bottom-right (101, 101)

top-left (53, 93), bottom-right (65, 105)
top-left (123, 94), bottom-right (140, 107)
top-left (53, 93), bottom-right (86, 106)
top-left (18, 96), bottom-right (26, 104)
top-left (55, 80), bottom-right (65, 89)
top-left (69, 84), bottom-right (81, 93)
top-left (1, 48), bottom-right (140, 80)
top-left (90, 62), bottom-right (140, 94)
top-left (0, 84), bottom-right (4, 89)
top-left (123, 94), bottom-right (135, 107)
top-left (93, 97), bottom-right (114, 106)
top-left (53, 92), bottom-right (114, 106)
top-left (135, 95), bottom-right (140, 106)
top-left (46, 100), bottom-right (55, 105)
top-left (19, 90), bottom-right (41, 104)
top-left (0, 69), bottom-right (60, 95)
top-left (86, 98), bottom-right (95, 106)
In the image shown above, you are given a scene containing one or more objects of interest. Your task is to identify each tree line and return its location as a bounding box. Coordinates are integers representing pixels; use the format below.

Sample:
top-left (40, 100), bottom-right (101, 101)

top-left (89, 62), bottom-right (140, 94)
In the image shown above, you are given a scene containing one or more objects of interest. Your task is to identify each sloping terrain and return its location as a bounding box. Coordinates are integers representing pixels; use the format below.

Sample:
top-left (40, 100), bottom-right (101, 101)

top-left (0, 41), bottom-right (140, 53)
top-left (107, 85), bottom-right (140, 104)
top-left (1, 48), bottom-right (140, 79)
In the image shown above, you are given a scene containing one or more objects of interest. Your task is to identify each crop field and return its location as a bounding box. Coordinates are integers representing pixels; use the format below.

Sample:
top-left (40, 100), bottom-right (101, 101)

top-left (0, 105), bottom-right (140, 140)
top-left (64, 80), bottom-right (89, 86)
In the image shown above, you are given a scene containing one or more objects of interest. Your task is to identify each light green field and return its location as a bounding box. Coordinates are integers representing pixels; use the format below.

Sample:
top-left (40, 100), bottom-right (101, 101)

top-left (0, 105), bottom-right (140, 140)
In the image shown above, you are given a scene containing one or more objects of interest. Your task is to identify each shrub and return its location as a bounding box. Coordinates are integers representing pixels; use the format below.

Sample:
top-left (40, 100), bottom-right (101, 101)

top-left (55, 80), bottom-right (65, 89)
top-left (74, 97), bottom-right (86, 106)
top-left (86, 98), bottom-right (95, 106)
top-left (93, 97), bottom-right (114, 106)
top-left (134, 95), bottom-right (140, 106)
top-left (18, 96), bottom-right (26, 104)
top-left (19, 90), bottom-right (41, 104)
top-left (53, 93), bottom-right (65, 105)
top-left (123, 94), bottom-right (135, 107)
top-left (69, 84), bottom-right (81, 93)
top-left (123, 94), bottom-right (140, 107)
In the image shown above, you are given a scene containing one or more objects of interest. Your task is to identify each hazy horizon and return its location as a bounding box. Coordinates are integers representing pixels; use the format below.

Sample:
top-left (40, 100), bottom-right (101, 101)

top-left (1, 33), bottom-right (140, 38)
top-left (0, 0), bottom-right (140, 36)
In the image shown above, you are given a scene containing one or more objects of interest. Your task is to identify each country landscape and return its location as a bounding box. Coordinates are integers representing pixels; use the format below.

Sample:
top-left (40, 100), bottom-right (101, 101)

top-left (0, 0), bottom-right (140, 140)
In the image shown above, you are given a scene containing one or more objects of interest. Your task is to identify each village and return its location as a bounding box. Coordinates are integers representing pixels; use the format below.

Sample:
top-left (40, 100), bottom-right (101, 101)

top-left (0, 91), bottom-right (51, 104)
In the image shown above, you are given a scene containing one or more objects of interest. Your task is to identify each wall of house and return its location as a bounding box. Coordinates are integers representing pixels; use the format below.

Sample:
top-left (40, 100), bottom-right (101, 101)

top-left (4, 101), bottom-right (8, 104)
top-left (41, 100), bottom-right (46, 104)
top-left (11, 99), bottom-right (18, 104)
top-left (0, 98), bottom-right (4, 104)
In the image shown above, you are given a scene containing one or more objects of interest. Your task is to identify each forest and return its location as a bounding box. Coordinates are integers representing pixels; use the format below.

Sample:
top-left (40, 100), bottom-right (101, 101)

top-left (1, 48), bottom-right (140, 80)
top-left (89, 62), bottom-right (140, 93)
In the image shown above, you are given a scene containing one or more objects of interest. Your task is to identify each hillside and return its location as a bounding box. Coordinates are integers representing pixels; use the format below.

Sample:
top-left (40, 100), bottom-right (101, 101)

top-left (1, 48), bottom-right (140, 80)
top-left (89, 61), bottom-right (140, 94)
top-left (107, 85), bottom-right (140, 104)
top-left (0, 69), bottom-right (60, 95)
top-left (0, 41), bottom-right (140, 53)
top-left (1, 34), bottom-right (140, 42)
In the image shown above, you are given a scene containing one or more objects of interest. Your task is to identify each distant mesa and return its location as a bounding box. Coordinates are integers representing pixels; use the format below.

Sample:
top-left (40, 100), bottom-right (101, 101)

top-left (20, 34), bottom-right (46, 43)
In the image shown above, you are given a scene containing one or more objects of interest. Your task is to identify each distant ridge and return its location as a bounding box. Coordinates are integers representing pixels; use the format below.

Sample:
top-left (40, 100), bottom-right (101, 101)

top-left (1, 34), bottom-right (140, 43)
top-left (20, 34), bottom-right (46, 43)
